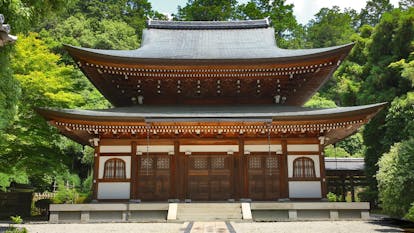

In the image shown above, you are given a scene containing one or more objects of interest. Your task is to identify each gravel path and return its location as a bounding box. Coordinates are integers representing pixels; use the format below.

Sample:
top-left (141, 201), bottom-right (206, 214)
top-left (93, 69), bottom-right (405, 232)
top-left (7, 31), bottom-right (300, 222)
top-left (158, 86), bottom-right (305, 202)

top-left (0, 221), bottom-right (403, 233)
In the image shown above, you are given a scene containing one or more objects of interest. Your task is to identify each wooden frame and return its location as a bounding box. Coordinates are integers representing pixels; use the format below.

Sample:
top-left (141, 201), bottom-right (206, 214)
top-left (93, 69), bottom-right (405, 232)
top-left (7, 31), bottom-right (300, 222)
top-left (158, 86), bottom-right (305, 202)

top-left (292, 157), bottom-right (316, 179)
top-left (103, 158), bottom-right (127, 179)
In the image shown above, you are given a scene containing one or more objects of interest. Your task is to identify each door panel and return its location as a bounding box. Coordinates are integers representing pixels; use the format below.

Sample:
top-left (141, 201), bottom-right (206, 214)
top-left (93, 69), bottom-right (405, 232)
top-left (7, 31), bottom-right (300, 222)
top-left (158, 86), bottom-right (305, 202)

top-left (247, 155), bottom-right (280, 200)
top-left (137, 155), bottom-right (171, 201)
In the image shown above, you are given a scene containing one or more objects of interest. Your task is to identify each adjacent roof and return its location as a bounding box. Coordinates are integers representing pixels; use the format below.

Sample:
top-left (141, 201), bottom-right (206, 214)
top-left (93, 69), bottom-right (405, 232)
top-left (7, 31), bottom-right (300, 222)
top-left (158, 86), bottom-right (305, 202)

top-left (325, 158), bottom-right (365, 171)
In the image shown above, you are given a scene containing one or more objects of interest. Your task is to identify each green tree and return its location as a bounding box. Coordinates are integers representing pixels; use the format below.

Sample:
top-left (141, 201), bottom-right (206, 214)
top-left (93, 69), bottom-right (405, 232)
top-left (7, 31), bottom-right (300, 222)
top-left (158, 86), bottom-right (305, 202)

top-left (0, 0), bottom-right (74, 33)
top-left (377, 138), bottom-right (414, 218)
top-left (359, 0), bottom-right (394, 27)
top-left (174, 0), bottom-right (238, 21)
top-left (306, 6), bottom-right (355, 48)
top-left (303, 92), bottom-right (337, 108)
top-left (398, 0), bottom-right (414, 9)
top-left (70, 0), bottom-right (163, 38)
top-left (0, 33), bottom-right (85, 190)
top-left (358, 8), bottom-right (414, 205)
top-left (237, 0), bottom-right (304, 48)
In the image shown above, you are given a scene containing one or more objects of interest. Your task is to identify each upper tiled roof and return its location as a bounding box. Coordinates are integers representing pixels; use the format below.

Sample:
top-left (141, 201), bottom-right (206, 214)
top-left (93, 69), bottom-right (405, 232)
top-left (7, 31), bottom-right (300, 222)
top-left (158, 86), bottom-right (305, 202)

top-left (64, 20), bottom-right (353, 60)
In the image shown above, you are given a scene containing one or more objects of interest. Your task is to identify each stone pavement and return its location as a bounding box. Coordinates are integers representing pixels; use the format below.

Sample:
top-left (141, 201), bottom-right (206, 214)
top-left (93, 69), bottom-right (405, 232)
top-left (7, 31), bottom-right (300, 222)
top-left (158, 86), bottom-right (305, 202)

top-left (186, 222), bottom-right (236, 233)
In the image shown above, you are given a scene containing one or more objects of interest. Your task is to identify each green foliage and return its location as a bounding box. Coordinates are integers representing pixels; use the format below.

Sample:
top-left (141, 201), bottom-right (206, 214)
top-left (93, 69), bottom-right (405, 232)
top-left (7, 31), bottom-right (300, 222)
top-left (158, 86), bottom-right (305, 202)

top-left (0, 46), bottom-right (20, 130)
top-left (383, 93), bottom-right (414, 148)
top-left (377, 138), bottom-right (414, 218)
top-left (5, 216), bottom-right (27, 233)
top-left (10, 216), bottom-right (23, 224)
top-left (175, 0), bottom-right (238, 21)
top-left (405, 203), bottom-right (414, 221)
top-left (5, 227), bottom-right (28, 233)
top-left (0, 169), bottom-right (29, 191)
top-left (237, 0), bottom-right (304, 48)
top-left (53, 173), bottom-right (92, 204)
top-left (304, 93), bottom-right (337, 108)
top-left (70, 0), bottom-right (161, 37)
top-left (327, 192), bottom-right (339, 202)
top-left (359, 0), bottom-right (394, 27)
top-left (0, 0), bottom-right (74, 33)
top-left (306, 6), bottom-right (355, 48)
top-left (337, 133), bottom-right (366, 157)
top-left (0, 33), bottom-right (86, 190)
top-left (324, 145), bottom-right (352, 158)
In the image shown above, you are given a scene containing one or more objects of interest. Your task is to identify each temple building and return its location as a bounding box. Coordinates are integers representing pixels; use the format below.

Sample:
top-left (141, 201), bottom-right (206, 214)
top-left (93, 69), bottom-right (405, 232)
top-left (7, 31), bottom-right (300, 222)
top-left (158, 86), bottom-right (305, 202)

top-left (38, 19), bottom-right (385, 202)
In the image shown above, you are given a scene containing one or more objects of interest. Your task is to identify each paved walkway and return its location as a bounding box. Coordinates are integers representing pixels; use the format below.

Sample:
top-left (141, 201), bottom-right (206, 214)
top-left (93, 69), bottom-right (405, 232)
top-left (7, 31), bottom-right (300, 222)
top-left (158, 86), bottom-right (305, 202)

top-left (186, 222), bottom-right (236, 233)
top-left (0, 221), bottom-right (404, 233)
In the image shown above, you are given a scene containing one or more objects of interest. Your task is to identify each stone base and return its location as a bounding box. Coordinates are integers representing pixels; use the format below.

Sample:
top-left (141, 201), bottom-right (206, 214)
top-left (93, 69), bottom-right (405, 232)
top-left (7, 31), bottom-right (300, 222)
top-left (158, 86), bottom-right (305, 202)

top-left (49, 202), bottom-right (370, 223)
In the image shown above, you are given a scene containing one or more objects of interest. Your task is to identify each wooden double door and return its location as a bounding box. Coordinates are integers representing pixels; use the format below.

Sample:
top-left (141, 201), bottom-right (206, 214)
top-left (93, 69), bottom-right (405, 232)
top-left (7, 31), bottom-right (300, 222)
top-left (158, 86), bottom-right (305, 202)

top-left (186, 154), bottom-right (232, 200)
top-left (246, 154), bottom-right (281, 200)
top-left (135, 153), bottom-right (281, 201)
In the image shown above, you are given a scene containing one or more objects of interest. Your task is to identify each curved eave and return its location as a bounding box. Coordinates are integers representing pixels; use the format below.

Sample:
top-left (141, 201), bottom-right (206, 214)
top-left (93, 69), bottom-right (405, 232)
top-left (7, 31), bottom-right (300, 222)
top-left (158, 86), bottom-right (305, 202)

top-left (36, 103), bottom-right (386, 146)
top-left (63, 43), bottom-right (354, 65)
top-left (36, 103), bottom-right (385, 122)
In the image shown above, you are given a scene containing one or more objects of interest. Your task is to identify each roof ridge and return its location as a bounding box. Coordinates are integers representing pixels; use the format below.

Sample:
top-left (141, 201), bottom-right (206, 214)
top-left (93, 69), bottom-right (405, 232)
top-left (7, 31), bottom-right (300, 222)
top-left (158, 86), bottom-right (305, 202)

top-left (146, 19), bottom-right (270, 30)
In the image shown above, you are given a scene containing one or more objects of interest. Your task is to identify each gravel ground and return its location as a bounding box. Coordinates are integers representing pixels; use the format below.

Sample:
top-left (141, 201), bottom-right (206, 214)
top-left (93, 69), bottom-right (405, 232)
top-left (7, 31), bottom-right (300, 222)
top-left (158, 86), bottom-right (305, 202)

top-left (231, 221), bottom-right (403, 233)
top-left (0, 221), bottom-right (404, 233)
top-left (0, 222), bottom-right (188, 233)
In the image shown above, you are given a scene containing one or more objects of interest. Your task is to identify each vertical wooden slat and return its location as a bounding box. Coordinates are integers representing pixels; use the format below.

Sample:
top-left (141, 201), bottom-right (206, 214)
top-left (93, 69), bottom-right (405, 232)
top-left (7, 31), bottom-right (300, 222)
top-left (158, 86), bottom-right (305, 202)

top-left (130, 141), bottom-right (137, 200)
top-left (280, 139), bottom-right (289, 199)
top-left (236, 139), bottom-right (244, 200)
top-left (92, 140), bottom-right (100, 200)
top-left (171, 140), bottom-right (179, 199)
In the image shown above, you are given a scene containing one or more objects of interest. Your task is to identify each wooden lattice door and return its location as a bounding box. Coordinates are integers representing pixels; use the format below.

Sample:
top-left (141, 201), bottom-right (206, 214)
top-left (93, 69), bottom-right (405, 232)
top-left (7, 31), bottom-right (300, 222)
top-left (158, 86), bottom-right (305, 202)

top-left (137, 154), bottom-right (171, 201)
top-left (247, 154), bottom-right (280, 200)
top-left (187, 155), bottom-right (232, 201)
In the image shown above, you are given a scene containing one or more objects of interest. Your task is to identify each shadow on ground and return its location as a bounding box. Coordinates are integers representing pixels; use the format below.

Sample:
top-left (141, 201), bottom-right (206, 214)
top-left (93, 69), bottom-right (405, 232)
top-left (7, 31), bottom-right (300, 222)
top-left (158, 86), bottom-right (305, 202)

top-left (368, 218), bottom-right (414, 232)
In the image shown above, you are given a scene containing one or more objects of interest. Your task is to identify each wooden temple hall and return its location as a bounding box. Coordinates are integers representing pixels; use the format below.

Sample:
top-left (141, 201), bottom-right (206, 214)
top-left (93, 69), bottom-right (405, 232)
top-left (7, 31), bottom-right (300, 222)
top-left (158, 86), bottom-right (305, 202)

top-left (38, 19), bottom-right (385, 202)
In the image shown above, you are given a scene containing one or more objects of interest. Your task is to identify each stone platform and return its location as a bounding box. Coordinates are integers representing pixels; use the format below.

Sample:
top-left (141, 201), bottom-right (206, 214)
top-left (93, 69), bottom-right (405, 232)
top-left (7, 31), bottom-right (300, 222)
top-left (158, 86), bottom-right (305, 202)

top-left (49, 202), bottom-right (370, 223)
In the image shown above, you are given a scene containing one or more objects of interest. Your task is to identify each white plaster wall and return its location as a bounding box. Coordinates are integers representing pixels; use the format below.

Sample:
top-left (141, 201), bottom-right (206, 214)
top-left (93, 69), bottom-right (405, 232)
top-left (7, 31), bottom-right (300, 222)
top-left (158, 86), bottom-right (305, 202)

top-left (99, 156), bottom-right (131, 179)
top-left (97, 182), bottom-right (130, 199)
top-left (179, 145), bottom-right (238, 153)
top-left (287, 144), bottom-right (319, 152)
top-left (100, 145), bottom-right (131, 153)
top-left (289, 181), bottom-right (322, 198)
top-left (137, 145), bottom-right (174, 154)
top-left (288, 155), bottom-right (320, 178)
top-left (244, 144), bottom-right (282, 153)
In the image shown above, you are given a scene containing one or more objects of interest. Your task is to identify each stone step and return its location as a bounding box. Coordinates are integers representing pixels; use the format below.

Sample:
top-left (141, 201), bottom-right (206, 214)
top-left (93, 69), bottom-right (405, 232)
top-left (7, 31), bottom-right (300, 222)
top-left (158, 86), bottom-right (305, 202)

top-left (178, 207), bottom-right (241, 212)
top-left (176, 203), bottom-right (243, 221)
top-left (178, 216), bottom-right (242, 221)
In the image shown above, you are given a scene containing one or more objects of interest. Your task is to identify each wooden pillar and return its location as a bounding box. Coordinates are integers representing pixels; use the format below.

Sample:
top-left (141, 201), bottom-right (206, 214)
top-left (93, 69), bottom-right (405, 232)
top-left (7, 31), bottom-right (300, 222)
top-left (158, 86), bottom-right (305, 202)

top-left (241, 140), bottom-right (249, 199)
top-left (350, 176), bottom-right (355, 202)
top-left (130, 141), bottom-right (137, 200)
top-left (177, 141), bottom-right (186, 200)
top-left (171, 140), bottom-right (179, 199)
top-left (341, 175), bottom-right (346, 202)
top-left (92, 139), bottom-right (100, 201)
top-left (237, 139), bottom-right (244, 200)
top-left (319, 143), bottom-right (327, 199)
top-left (280, 139), bottom-right (289, 199)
